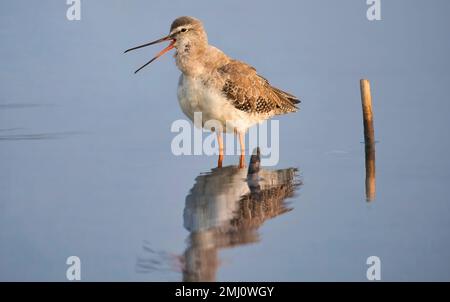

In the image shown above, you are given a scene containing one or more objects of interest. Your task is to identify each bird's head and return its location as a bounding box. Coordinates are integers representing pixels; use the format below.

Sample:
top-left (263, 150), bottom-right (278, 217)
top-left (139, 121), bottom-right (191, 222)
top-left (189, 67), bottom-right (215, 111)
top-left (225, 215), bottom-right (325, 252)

top-left (124, 16), bottom-right (207, 74)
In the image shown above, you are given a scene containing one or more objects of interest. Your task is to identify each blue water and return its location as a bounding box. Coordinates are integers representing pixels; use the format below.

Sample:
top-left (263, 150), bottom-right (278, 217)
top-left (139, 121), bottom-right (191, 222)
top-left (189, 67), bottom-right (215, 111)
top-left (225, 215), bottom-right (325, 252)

top-left (1, 0), bottom-right (450, 281)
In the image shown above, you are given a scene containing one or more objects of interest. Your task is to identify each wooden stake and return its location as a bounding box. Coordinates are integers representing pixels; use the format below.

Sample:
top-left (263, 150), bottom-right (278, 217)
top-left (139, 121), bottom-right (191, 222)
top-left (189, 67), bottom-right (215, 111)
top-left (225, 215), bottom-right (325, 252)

top-left (360, 79), bottom-right (375, 145)
top-left (360, 79), bottom-right (376, 202)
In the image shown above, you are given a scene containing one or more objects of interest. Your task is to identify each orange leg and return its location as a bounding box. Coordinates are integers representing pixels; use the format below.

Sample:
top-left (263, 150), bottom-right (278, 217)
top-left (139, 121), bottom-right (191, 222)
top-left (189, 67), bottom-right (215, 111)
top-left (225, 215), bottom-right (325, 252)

top-left (217, 131), bottom-right (224, 168)
top-left (238, 131), bottom-right (246, 168)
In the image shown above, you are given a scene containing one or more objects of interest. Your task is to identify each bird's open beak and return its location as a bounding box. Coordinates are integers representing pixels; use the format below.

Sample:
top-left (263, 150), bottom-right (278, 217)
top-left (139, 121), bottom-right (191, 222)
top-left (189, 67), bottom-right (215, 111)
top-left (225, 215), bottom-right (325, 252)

top-left (124, 35), bottom-right (176, 74)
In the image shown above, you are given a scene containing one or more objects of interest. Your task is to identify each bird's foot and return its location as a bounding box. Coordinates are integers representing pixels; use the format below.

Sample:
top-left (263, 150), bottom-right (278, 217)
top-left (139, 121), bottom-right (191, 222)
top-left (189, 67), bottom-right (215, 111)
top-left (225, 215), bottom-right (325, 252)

top-left (239, 154), bottom-right (246, 169)
top-left (217, 154), bottom-right (224, 168)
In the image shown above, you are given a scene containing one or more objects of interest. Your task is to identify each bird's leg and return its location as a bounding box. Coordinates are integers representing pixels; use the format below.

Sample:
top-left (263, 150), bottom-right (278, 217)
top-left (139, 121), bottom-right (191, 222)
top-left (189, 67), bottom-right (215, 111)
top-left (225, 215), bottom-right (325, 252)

top-left (238, 131), bottom-right (246, 169)
top-left (217, 131), bottom-right (224, 168)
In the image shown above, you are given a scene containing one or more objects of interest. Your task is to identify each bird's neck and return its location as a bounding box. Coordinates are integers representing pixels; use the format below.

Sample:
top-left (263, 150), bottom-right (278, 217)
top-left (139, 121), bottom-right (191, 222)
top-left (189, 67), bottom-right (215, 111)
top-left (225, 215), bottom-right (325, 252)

top-left (175, 44), bottom-right (229, 77)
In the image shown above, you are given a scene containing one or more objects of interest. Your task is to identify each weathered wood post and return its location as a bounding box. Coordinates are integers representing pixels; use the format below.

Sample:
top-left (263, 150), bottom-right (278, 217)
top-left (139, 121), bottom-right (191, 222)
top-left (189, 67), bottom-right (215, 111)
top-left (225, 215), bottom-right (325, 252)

top-left (360, 79), bottom-right (375, 144)
top-left (360, 79), bottom-right (376, 201)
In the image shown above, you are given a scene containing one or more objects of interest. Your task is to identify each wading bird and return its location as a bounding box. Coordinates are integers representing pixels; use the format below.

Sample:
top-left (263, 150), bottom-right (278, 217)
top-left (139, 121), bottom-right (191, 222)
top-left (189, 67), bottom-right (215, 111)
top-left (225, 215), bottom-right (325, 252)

top-left (125, 16), bottom-right (300, 168)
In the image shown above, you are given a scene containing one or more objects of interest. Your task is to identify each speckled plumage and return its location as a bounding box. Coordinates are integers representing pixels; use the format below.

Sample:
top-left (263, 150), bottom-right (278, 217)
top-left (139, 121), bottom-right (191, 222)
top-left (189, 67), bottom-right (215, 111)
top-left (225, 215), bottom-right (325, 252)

top-left (126, 16), bottom-right (301, 165)
top-left (218, 60), bottom-right (300, 115)
top-left (166, 16), bottom-right (300, 133)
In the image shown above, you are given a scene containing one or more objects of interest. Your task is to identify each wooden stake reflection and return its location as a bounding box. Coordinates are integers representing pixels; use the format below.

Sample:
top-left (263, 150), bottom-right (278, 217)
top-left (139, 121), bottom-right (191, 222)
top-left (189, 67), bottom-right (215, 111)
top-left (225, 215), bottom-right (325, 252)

top-left (365, 142), bottom-right (376, 201)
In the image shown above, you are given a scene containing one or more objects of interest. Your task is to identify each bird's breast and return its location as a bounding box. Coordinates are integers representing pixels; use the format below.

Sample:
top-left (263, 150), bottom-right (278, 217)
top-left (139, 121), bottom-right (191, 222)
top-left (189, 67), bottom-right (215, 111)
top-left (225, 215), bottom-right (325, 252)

top-left (177, 74), bottom-right (224, 121)
top-left (177, 75), bottom-right (204, 121)
top-left (177, 74), bottom-right (264, 132)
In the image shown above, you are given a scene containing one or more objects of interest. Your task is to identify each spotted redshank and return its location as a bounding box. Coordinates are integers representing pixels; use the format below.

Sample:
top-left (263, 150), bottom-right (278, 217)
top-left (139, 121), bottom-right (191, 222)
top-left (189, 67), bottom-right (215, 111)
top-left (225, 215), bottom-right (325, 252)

top-left (125, 16), bottom-right (300, 168)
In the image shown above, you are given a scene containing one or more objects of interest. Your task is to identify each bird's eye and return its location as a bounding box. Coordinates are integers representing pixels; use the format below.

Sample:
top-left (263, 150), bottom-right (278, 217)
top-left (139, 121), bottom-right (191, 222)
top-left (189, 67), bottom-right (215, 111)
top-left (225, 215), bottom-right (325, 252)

top-left (181, 28), bottom-right (187, 32)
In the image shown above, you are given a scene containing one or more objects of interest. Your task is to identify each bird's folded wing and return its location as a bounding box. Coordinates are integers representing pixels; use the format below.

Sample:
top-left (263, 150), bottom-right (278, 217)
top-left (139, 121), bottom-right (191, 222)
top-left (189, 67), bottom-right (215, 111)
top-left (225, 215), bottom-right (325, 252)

top-left (216, 60), bottom-right (300, 115)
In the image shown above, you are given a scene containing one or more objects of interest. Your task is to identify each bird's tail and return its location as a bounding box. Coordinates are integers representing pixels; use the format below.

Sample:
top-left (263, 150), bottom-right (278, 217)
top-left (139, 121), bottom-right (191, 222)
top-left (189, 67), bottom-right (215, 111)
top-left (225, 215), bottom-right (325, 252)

top-left (272, 86), bottom-right (301, 114)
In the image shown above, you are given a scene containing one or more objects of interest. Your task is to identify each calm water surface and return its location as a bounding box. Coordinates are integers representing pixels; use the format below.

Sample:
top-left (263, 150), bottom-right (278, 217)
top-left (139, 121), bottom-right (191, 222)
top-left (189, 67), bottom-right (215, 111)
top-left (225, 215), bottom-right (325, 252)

top-left (1, 1), bottom-right (450, 281)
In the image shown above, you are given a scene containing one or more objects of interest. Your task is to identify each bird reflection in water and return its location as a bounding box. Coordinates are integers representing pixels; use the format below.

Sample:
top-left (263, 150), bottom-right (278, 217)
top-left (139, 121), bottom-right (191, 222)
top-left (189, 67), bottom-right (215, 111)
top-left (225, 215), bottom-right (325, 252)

top-left (181, 148), bottom-right (301, 281)
top-left (137, 148), bottom-right (301, 281)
